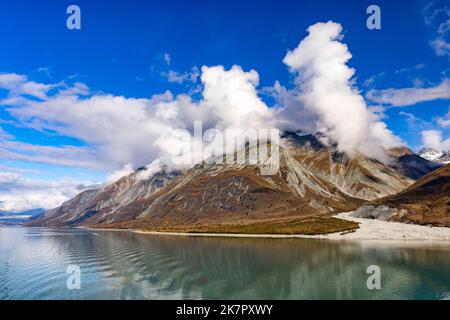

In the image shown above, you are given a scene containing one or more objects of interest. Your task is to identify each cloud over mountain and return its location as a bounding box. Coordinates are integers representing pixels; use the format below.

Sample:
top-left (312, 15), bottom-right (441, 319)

top-left (281, 21), bottom-right (402, 161)
top-left (1, 21), bottom-right (404, 185)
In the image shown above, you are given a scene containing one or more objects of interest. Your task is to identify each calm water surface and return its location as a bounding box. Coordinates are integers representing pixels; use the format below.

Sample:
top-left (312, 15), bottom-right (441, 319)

top-left (1, 226), bottom-right (450, 300)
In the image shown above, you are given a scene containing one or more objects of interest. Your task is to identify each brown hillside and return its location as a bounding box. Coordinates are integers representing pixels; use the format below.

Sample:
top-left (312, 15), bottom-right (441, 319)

top-left (371, 163), bottom-right (450, 226)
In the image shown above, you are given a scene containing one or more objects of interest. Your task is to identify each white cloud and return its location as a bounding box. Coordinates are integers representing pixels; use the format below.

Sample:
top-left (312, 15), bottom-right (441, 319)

top-left (363, 72), bottom-right (385, 87)
top-left (0, 73), bottom-right (57, 100)
top-left (163, 53), bottom-right (171, 65)
top-left (423, 1), bottom-right (450, 57)
top-left (0, 126), bottom-right (102, 169)
top-left (281, 21), bottom-right (401, 161)
top-left (421, 130), bottom-right (450, 151)
top-left (402, 108), bottom-right (450, 151)
top-left (366, 79), bottom-right (450, 106)
top-left (136, 158), bottom-right (174, 180)
top-left (37, 66), bottom-right (53, 79)
top-left (163, 66), bottom-right (200, 84)
top-left (431, 38), bottom-right (450, 57)
top-left (437, 107), bottom-right (450, 127)
top-left (4, 94), bottom-right (177, 170)
top-left (266, 80), bottom-right (318, 133)
top-left (0, 170), bottom-right (97, 212)
top-left (200, 65), bottom-right (273, 130)
top-left (1, 64), bottom-right (274, 174)
top-left (106, 164), bottom-right (134, 184)
top-left (395, 64), bottom-right (426, 74)
top-left (59, 82), bottom-right (90, 96)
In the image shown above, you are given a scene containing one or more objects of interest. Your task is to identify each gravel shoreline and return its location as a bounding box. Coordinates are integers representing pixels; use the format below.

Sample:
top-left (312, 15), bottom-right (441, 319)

top-left (126, 212), bottom-right (450, 241)
top-left (85, 211), bottom-right (450, 241)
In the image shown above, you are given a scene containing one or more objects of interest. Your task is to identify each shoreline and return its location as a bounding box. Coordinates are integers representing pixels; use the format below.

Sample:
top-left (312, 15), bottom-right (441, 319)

top-left (323, 212), bottom-right (450, 241)
top-left (89, 212), bottom-right (450, 241)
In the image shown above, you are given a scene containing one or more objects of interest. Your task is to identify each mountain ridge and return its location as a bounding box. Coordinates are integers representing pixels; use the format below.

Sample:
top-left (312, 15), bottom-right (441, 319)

top-left (353, 163), bottom-right (450, 226)
top-left (419, 147), bottom-right (450, 164)
top-left (26, 133), bottom-right (441, 234)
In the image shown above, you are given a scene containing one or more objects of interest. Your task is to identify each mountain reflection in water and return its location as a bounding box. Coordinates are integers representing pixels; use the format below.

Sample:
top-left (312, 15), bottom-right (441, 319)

top-left (1, 226), bottom-right (449, 300)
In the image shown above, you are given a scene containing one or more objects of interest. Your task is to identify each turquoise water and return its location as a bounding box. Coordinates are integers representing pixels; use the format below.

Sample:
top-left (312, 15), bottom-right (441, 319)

top-left (1, 226), bottom-right (450, 300)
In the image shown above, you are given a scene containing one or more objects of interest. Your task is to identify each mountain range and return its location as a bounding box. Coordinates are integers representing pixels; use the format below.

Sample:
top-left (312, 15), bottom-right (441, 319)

top-left (0, 208), bottom-right (45, 217)
top-left (26, 132), bottom-right (445, 234)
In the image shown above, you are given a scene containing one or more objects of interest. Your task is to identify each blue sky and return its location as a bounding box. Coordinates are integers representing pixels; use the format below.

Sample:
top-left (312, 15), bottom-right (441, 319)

top-left (0, 0), bottom-right (449, 211)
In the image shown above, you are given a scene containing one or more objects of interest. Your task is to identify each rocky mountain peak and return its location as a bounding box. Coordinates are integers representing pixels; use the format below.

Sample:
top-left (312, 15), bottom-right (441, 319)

top-left (418, 148), bottom-right (450, 164)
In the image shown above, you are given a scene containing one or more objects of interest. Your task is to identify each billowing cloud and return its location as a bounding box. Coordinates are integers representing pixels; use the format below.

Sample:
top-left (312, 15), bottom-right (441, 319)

top-left (4, 93), bottom-right (177, 170)
top-left (1, 65), bottom-right (274, 174)
top-left (281, 21), bottom-right (402, 161)
top-left (200, 65), bottom-right (273, 129)
top-left (106, 164), bottom-right (134, 184)
top-left (267, 80), bottom-right (318, 133)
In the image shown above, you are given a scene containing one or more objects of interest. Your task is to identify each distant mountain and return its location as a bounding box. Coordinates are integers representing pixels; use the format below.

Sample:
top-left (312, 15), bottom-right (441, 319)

top-left (353, 163), bottom-right (450, 227)
top-left (419, 148), bottom-right (450, 164)
top-left (26, 133), bottom-right (440, 233)
top-left (387, 147), bottom-right (441, 180)
top-left (26, 170), bottom-right (182, 227)
top-left (0, 208), bottom-right (45, 226)
top-left (0, 208), bottom-right (45, 217)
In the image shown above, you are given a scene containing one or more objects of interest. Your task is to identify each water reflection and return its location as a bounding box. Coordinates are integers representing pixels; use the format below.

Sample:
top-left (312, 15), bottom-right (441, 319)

top-left (1, 226), bottom-right (450, 299)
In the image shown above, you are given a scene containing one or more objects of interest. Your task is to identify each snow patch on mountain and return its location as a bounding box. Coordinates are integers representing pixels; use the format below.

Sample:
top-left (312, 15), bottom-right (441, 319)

top-left (418, 148), bottom-right (450, 164)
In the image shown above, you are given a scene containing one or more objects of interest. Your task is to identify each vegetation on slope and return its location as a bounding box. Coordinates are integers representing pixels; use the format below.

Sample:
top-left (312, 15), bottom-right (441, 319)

top-left (371, 164), bottom-right (450, 226)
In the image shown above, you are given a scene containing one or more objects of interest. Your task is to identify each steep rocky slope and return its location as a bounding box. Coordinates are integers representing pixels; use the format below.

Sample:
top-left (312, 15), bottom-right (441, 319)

top-left (27, 170), bottom-right (180, 227)
top-left (387, 147), bottom-right (441, 179)
top-left (28, 145), bottom-right (363, 230)
top-left (281, 133), bottom-right (426, 199)
top-left (353, 163), bottom-right (450, 226)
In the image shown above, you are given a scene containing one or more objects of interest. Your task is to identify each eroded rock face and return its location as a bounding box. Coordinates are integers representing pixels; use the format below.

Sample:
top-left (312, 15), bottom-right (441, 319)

top-left (282, 133), bottom-right (419, 200)
top-left (351, 205), bottom-right (399, 221)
